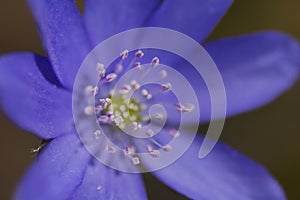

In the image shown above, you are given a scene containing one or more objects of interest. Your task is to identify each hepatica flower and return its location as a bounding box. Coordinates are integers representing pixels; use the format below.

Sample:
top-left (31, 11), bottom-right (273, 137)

top-left (1, 0), bottom-right (300, 200)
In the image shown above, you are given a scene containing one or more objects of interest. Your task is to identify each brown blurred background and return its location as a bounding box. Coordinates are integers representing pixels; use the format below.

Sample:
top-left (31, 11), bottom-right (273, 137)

top-left (0, 1), bottom-right (299, 199)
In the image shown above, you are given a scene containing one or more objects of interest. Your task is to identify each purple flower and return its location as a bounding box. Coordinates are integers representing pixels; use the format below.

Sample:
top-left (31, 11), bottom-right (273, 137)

top-left (0, 0), bottom-right (299, 199)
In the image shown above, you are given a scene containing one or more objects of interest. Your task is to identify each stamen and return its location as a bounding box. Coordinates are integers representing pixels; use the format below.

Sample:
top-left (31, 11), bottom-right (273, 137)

top-left (141, 89), bottom-right (148, 96)
top-left (148, 136), bottom-right (172, 153)
top-left (105, 144), bottom-right (116, 153)
top-left (84, 85), bottom-right (94, 96)
top-left (162, 144), bottom-right (172, 152)
top-left (134, 62), bottom-right (142, 70)
top-left (96, 63), bottom-right (106, 78)
top-left (105, 73), bottom-right (117, 82)
top-left (115, 64), bottom-right (123, 73)
top-left (141, 89), bottom-right (152, 100)
top-left (99, 98), bottom-right (111, 110)
top-left (135, 50), bottom-right (144, 58)
top-left (169, 129), bottom-right (180, 138)
top-left (146, 129), bottom-right (154, 137)
top-left (113, 115), bottom-right (123, 123)
top-left (123, 112), bottom-right (129, 118)
top-left (149, 149), bottom-right (160, 157)
top-left (132, 122), bottom-right (141, 130)
top-left (131, 157), bottom-right (140, 165)
top-left (95, 105), bottom-right (104, 114)
top-left (98, 115), bottom-right (110, 124)
top-left (123, 146), bottom-right (136, 156)
top-left (159, 70), bottom-right (167, 78)
top-left (119, 84), bottom-right (131, 94)
top-left (161, 83), bottom-right (172, 92)
top-left (120, 49), bottom-right (129, 60)
top-left (176, 103), bottom-right (195, 112)
top-left (83, 85), bottom-right (98, 97)
top-left (84, 106), bottom-right (94, 115)
top-left (93, 130), bottom-right (102, 139)
top-left (120, 105), bottom-right (126, 112)
top-left (147, 145), bottom-right (154, 152)
top-left (92, 86), bottom-right (99, 96)
top-left (130, 80), bottom-right (140, 90)
top-left (151, 57), bottom-right (159, 68)
top-left (146, 94), bottom-right (152, 100)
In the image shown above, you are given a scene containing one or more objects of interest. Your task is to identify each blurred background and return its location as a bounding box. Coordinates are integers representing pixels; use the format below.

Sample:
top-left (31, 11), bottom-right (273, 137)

top-left (0, 0), bottom-right (299, 199)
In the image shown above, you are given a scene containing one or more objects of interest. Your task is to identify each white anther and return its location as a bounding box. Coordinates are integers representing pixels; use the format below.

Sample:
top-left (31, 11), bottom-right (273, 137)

top-left (141, 89), bottom-right (148, 96)
top-left (93, 130), bottom-right (102, 139)
top-left (151, 57), bottom-right (160, 67)
top-left (130, 115), bottom-right (137, 121)
top-left (84, 85), bottom-right (94, 96)
top-left (96, 63), bottom-right (106, 78)
top-left (176, 103), bottom-right (195, 112)
top-left (119, 84), bottom-right (131, 94)
top-left (95, 105), bottom-right (103, 113)
top-left (150, 150), bottom-right (160, 158)
top-left (161, 83), bottom-right (172, 92)
top-left (99, 69), bottom-right (106, 78)
top-left (120, 105), bottom-right (126, 112)
top-left (99, 98), bottom-right (110, 109)
top-left (159, 70), bottom-right (168, 78)
top-left (105, 73), bottom-right (117, 82)
top-left (98, 115), bottom-right (110, 124)
top-left (130, 80), bottom-right (140, 90)
top-left (105, 98), bottom-right (112, 105)
top-left (115, 64), bottom-right (123, 73)
top-left (146, 129), bottom-right (155, 137)
top-left (146, 94), bottom-right (152, 100)
top-left (131, 157), bottom-right (140, 165)
top-left (99, 98), bottom-right (106, 104)
top-left (84, 106), bottom-right (94, 115)
top-left (96, 63), bottom-right (105, 71)
top-left (120, 49), bottom-right (129, 60)
top-left (124, 146), bottom-right (136, 156)
top-left (123, 112), bottom-right (129, 118)
top-left (162, 145), bottom-right (172, 152)
top-left (92, 86), bottom-right (99, 96)
top-left (134, 62), bottom-right (142, 70)
top-left (105, 144), bottom-right (116, 153)
top-left (135, 50), bottom-right (144, 58)
top-left (132, 122), bottom-right (141, 130)
top-left (114, 116), bottom-right (124, 126)
top-left (147, 145), bottom-right (154, 152)
top-left (169, 129), bottom-right (180, 138)
top-left (109, 115), bottom-right (115, 121)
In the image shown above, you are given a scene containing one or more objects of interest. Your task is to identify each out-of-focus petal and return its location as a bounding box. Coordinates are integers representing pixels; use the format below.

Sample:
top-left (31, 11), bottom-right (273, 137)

top-left (166, 31), bottom-right (300, 124)
top-left (204, 31), bottom-right (300, 121)
top-left (151, 134), bottom-right (285, 200)
top-left (0, 53), bottom-right (73, 139)
top-left (71, 158), bottom-right (147, 200)
top-left (14, 134), bottom-right (91, 200)
top-left (84, 0), bottom-right (233, 46)
top-left (147, 0), bottom-right (233, 41)
top-left (27, 0), bottom-right (91, 88)
top-left (84, 0), bottom-right (161, 45)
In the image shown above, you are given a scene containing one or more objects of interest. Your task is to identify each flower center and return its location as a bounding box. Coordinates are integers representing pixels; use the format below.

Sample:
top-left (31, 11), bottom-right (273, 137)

top-left (83, 49), bottom-right (195, 166)
top-left (97, 95), bottom-right (143, 129)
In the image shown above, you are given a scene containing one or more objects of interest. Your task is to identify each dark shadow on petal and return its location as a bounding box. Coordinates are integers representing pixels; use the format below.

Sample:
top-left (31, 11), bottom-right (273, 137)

top-left (34, 54), bottom-right (63, 88)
